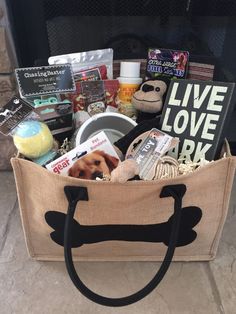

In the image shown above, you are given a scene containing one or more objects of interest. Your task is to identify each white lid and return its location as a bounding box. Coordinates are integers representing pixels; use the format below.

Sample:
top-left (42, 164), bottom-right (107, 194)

top-left (117, 77), bottom-right (142, 84)
top-left (120, 62), bottom-right (141, 78)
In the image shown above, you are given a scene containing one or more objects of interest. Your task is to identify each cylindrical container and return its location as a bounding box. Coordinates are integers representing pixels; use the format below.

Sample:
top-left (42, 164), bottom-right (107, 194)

top-left (117, 62), bottom-right (142, 118)
top-left (75, 112), bottom-right (137, 146)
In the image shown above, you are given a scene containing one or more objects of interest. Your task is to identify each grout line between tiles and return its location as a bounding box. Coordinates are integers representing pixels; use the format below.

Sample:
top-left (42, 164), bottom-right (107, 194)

top-left (0, 198), bottom-right (18, 255)
top-left (203, 263), bottom-right (225, 314)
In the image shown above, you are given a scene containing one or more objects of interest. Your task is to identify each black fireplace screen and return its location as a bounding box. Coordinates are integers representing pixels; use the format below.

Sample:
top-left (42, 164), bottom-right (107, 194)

top-left (6, 0), bottom-right (236, 81)
top-left (5, 0), bottom-right (236, 143)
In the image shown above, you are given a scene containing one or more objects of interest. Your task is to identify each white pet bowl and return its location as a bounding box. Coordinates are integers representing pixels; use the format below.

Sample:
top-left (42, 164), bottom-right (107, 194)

top-left (75, 112), bottom-right (137, 146)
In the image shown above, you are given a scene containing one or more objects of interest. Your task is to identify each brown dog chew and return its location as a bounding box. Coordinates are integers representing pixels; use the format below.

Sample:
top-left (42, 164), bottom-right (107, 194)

top-left (131, 80), bottom-right (167, 113)
top-left (111, 159), bottom-right (140, 183)
top-left (68, 150), bottom-right (119, 179)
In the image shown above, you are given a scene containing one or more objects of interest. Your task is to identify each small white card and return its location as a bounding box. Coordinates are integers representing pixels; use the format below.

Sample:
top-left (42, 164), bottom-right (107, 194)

top-left (128, 128), bottom-right (178, 180)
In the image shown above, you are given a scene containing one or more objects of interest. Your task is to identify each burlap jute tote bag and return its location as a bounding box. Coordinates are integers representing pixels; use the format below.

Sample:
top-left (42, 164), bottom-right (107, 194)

top-left (11, 152), bottom-right (236, 306)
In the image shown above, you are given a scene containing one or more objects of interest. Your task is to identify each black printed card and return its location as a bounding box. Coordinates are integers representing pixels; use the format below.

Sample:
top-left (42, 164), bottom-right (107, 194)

top-left (146, 48), bottom-right (189, 79)
top-left (160, 79), bottom-right (235, 162)
top-left (0, 97), bottom-right (34, 135)
top-left (15, 64), bottom-right (76, 97)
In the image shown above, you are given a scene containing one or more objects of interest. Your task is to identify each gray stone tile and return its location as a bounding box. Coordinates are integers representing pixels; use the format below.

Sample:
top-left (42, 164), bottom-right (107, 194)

top-left (209, 177), bottom-right (236, 314)
top-left (0, 171), bottom-right (17, 251)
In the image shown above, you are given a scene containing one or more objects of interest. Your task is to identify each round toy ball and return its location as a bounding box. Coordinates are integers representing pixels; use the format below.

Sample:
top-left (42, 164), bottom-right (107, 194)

top-left (13, 121), bottom-right (53, 159)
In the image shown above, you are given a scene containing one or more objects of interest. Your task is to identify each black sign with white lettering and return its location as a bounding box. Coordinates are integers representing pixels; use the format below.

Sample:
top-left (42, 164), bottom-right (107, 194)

top-left (0, 97), bottom-right (34, 135)
top-left (160, 79), bottom-right (235, 162)
top-left (15, 64), bottom-right (76, 97)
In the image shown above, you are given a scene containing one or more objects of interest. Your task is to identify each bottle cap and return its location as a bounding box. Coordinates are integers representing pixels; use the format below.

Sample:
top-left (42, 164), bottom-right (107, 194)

top-left (120, 62), bottom-right (141, 78)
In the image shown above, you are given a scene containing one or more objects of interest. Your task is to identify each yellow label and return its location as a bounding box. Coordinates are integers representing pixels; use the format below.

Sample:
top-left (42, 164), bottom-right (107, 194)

top-left (118, 83), bottom-right (140, 103)
top-left (119, 102), bottom-right (137, 118)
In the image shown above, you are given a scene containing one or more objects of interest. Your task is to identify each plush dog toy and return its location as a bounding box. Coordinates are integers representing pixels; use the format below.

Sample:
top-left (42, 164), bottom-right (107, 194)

top-left (131, 77), bottom-right (169, 123)
top-left (110, 158), bottom-right (140, 183)
top-left (110, 78), bottom-right (171, 182)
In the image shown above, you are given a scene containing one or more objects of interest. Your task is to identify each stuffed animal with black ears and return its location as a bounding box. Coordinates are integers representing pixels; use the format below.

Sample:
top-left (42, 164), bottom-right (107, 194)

top-left (131, 77), bottom-right (170, 123)
top-left (110, 78), bottom-right (171, 182)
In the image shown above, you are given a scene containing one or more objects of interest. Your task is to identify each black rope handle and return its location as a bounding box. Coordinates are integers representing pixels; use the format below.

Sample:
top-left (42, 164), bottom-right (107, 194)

top-left (63, 184), bottom-right (186, 307)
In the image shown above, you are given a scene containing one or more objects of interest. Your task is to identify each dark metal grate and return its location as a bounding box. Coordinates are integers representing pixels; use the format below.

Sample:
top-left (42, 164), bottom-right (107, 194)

top-left (6, 0), bottom-right (236, 82)
top-left (44, 0), bottom-right (236, 19)
top-left (43, 0), bottom-right (236, 61)
top-left (44, 0), bottom-right (189, 19)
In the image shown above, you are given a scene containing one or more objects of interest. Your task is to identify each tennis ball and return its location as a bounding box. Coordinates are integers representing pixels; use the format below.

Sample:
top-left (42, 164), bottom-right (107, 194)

top-left (13, 121), bottom-right (53, 158)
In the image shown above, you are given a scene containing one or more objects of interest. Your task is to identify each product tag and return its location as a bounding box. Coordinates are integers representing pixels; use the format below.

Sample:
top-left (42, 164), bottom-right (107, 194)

top-left (15, 64), bottom-right (76, 97)
top-left (146, 48), bottom-right (189, 79)
top-left (128, 128), bottom-right (178, 180)
top-left (74, 67), bottom-right (102, 82)
top-left (0, 97), bottom-right (34, 135)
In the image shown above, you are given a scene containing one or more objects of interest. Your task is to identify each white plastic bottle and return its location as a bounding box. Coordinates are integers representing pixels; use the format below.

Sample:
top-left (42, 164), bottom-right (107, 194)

top-left (117, 61), bottom-right (142, 118)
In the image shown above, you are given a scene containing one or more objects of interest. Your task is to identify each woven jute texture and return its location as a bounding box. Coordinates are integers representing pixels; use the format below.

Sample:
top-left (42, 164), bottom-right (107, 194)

top-left (11, 155), bottom-right (236, 261)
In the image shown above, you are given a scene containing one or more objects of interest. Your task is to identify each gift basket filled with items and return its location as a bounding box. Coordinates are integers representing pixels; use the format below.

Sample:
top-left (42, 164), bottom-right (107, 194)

top-left (2, 47), bottom-right (236, 306)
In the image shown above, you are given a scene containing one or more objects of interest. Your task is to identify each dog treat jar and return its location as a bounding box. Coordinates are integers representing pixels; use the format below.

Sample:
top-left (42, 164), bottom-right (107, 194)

top-left (117, 61), bottom-right (142, 118)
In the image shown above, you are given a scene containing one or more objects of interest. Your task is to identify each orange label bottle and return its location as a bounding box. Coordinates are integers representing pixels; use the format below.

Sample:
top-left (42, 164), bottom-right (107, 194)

top-left (117, 62), bottom-right (142, 118)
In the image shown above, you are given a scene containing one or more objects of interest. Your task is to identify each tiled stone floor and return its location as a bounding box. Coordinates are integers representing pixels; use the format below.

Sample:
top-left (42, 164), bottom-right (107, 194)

top-left (0, 171), bottom-right (235, 314)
